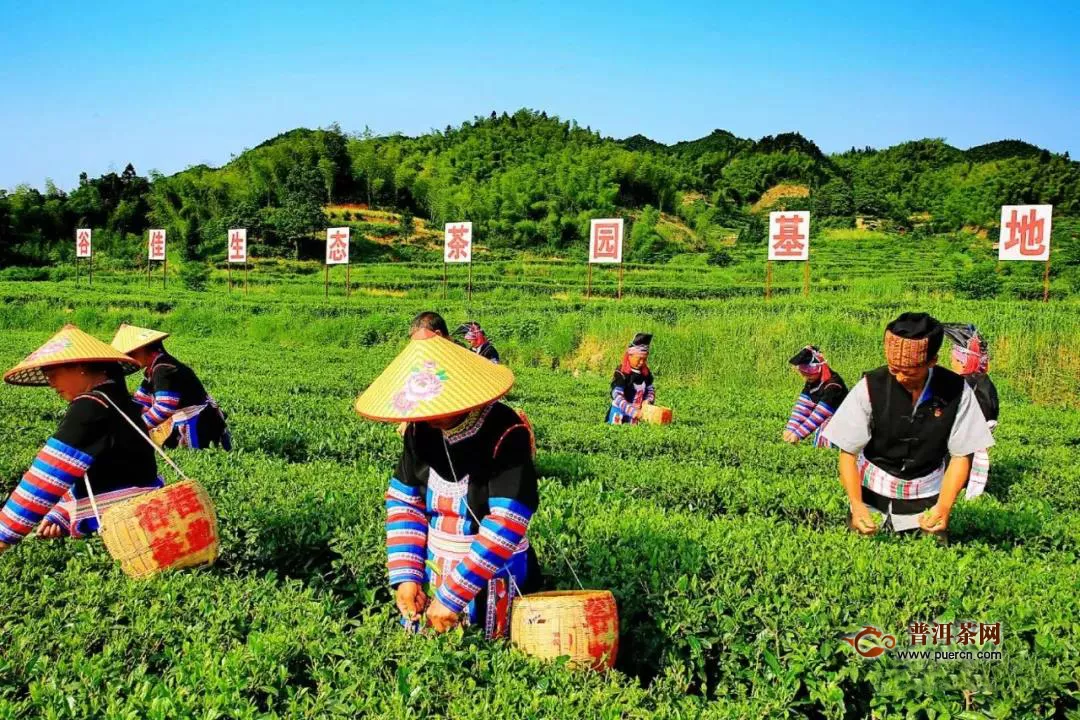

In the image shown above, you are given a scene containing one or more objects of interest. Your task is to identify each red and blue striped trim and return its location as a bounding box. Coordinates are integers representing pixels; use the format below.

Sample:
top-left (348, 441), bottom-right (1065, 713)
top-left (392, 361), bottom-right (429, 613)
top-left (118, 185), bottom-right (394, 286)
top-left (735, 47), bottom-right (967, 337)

top-left (0, 437), bottom-right (91, 545)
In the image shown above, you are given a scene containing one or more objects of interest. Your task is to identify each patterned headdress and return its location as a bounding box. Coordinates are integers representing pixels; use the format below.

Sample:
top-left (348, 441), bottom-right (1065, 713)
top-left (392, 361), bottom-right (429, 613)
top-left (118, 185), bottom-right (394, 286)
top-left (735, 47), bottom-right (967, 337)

top-left (354, 328), bottom-right (514, 423)
top-left (455, 321), bottom-right (487, 347)
top-left (943, 323), bottom-right (989, 375)
top-left (883, 312), bottom-right (944, 369)
top-left (620, 333), bottom-right (652, 375)
top-left (789, 345), bottom-right (829, 378)
top-left (4, 324), bottom-right (140, 386)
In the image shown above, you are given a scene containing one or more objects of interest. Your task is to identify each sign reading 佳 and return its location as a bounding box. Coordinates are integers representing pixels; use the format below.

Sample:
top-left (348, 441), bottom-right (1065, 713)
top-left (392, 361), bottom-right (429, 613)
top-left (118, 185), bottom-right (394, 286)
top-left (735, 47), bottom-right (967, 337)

top-left (768, 211), bottom-right (810, 261)
top-left (999, 205), bottom-right (1052, 262)
top-left (148, 229), bottom-right (167, 261)
top-left (444, 222), bottom-right (473, 263)
top-left (228, 229), bottom-right (247, 263)
top-left (326, 227), bottom-right (350, 265)
top-left (589, 219), bottom-right (624, 264)
top-left (76, 229), bottom-right (92, 258)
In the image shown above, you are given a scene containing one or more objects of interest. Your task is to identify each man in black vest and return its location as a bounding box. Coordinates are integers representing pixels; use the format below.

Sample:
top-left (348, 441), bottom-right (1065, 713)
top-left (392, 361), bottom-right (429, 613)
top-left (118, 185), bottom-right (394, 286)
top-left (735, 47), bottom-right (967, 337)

top-left (821, 313), bottom-right (994, 537)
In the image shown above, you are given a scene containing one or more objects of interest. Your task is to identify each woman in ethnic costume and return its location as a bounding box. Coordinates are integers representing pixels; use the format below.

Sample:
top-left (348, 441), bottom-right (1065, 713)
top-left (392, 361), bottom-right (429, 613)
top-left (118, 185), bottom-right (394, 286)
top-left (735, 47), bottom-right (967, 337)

top-left (0, 325), bottom-right (162, 552)
top-left (783, 346), bottom-right (848, 447)
top-left (111, 324), bottom-right (231, 450)
top-left (943, 323), bottom-right (998, 499)
top-left (606, 333), bottom-right (655, 425)
top-left (355, 328), bottom-right (540, 638)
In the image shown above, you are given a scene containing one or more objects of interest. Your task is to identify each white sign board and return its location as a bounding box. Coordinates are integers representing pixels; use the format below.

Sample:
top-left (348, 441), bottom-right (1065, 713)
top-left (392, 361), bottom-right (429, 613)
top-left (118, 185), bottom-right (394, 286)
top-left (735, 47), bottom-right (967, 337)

top-left (589, 218), bottom-right (624, 264)
top-left (768, 211), bottom-right (810, 261)
top-left (228, 228), bottom-right (248, 263)
top-left (148, 229), bottom-right (166, 261)
top-left (326, 227), bottom-right (350, 265)
top-left (76, 229), bottom-right (92, 258)
top-left (444, 222), bottom-right (473, 263)
top-left (999, 205), bottom-right (1052, 262)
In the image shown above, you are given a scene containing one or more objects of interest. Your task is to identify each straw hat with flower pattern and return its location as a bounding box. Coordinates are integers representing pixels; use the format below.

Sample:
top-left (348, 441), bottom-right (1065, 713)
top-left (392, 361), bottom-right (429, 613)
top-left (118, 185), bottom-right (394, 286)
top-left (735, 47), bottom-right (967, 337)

top-left (4, 324), bottom-right (140, 386)
top-left (354, 329), bottom-right (514, 423)
top-left (111, 324), bottom-right (170, 355)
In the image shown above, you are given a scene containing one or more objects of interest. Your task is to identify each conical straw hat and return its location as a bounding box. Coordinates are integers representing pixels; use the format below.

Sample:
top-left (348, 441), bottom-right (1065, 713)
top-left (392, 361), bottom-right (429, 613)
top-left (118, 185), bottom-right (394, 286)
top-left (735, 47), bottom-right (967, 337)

top-left (355, 329), bottom-right (515, 423)
top-left (111, 323), bottom-right (170, 355)
top-left (4, 324), bottom-right (140, 386)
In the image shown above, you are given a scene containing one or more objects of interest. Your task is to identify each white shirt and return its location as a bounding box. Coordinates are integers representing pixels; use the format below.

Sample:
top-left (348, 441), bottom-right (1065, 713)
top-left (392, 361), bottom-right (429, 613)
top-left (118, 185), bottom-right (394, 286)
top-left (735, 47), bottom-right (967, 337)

top-left (822, 371), bottom-right (995, 458)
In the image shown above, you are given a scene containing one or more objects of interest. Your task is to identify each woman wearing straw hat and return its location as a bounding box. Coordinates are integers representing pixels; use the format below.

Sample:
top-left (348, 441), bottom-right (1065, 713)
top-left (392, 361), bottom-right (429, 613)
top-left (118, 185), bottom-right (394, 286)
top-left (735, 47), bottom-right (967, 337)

top-left (0, 325), bottom-right (163, 552)
top-left (111, 324), bottom-right (231, 450)
top-left (355, 328), bottom-right (541, 638)
top-left (606, 333), bottom-right (655, 424)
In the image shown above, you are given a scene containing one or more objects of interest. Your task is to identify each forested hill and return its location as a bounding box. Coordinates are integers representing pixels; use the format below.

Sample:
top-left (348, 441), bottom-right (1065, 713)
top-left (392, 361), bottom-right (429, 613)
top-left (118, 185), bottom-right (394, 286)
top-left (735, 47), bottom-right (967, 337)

top-left (2, 108), bottom-right (1077, 266)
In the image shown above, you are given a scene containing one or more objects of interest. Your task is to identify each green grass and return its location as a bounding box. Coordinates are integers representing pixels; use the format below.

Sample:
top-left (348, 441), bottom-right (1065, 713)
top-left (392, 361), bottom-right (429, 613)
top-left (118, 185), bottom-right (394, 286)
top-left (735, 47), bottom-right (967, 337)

top-left (0, 271), bottom-right (1077, 717)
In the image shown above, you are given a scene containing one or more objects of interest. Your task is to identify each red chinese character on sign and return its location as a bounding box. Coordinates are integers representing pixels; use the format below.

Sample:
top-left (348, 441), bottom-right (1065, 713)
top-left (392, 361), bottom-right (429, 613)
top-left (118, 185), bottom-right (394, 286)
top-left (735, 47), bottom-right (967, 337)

top-left (1003, 208), bottom-right (1046, 257)
top-left (170, 485), bottom-right (204, 519)
top-left (149, 231), bottom-right (165, 259)
top-left (955, 621), bottom-right (978, 646)
top-left (134, 498), bottom-right (173, 533)
top-left (150, 531), bottom-right (185, 566)
top-left (908, 621), bottom-right (931, 646)
top-left (77, 230), bottom-right (91, 256)
top-left (592, 223), bottom-right (620, 259)
top-left (328, 230), bottom-right (348, 263)
top-left (932, 622), bottom-right (953, 646)
top-left (979, 623), bottom-right (1001, 646)
top-left (446, 225), bottom-right (470, 260)
top-left (772, 214), bottom-right (806, 257)
top-left (229, 231), bottom-right (245, 261)
top-left (185, 518), bottom-right (215, 553)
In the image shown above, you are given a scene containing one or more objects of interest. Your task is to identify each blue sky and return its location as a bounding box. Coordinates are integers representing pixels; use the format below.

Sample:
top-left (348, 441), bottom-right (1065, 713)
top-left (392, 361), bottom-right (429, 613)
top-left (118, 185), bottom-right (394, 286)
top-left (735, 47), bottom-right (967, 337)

top-left (1, 0), bottom-right (1077, 189)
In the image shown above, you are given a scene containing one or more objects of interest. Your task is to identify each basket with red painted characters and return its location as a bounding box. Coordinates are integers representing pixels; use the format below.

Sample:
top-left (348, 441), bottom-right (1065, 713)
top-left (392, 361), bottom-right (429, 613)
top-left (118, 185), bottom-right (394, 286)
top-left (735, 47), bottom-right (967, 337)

top-left (510, 590), bottom-right (619, 670)
top-left (98, 479), bottom-right (219, 579)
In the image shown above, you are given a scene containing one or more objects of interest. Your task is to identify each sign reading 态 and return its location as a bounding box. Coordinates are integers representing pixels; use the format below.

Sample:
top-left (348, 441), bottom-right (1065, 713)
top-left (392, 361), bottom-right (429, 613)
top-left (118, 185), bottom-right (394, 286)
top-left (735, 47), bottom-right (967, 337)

top-left (326, 227), bottom-right (350, 265)
top-left (228, 229), bottom-right (247, 263)
top-left (148, 229), bottom-right (167, 261)
top-left (999, 205), bottom-right (1052, 262)
top-left (444, 222), bottom-right (473, 263)
top-left (76, 229), bottom-right (92, 258)
top-left (589, 219), bottom-right (623, 264)
top-left (768, 211), bottom-right (810, 261)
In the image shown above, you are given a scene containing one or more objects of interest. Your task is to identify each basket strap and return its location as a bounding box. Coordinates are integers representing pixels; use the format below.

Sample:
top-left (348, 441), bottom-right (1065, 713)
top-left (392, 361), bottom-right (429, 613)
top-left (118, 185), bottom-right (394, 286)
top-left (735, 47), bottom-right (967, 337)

top-left (82, 472), bottom-right (104, 529)
top-left (92, 390), bottom-right (193, 483)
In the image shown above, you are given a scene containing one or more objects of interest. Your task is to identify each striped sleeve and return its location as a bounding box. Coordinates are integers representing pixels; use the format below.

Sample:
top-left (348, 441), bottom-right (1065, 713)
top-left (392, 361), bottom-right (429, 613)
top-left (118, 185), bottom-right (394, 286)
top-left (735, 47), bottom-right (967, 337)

top-left (385, 477), bottom-right (427, 586)
top-left (132, 381), bottom-right (154, 409)
top-left (786, 393), bottom-right (815, 435)
top-left (435, 497), bottom-right (533, 614)
top-left (142, 390), bottom-right (181, 428)
top-left (0, 437), bottom-right (92, 545)
top-left (644, 382), bottom-right (656, 404)
top-left (611, 386), bottom-right (633, 415)
top-left (794, 400), bottom-right (837, 439)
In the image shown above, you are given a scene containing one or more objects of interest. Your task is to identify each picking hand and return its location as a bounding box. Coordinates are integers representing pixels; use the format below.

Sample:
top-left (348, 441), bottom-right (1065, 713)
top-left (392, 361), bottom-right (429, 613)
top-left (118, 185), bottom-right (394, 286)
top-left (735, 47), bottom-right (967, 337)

top-left (425, 596), bottom-right (461, 633)
top-left (918, 503), bottom-right (951, 534)
top-left (782, 430), bottom-right (799, 444)
top-left (0, 541), bottom-right (9, 555)
top-left (850, 504), bottom-right (878, 535)
top-left (38, 520), bottom-right (63, 539)
top-left (395, 581), bottom-right (428, 622)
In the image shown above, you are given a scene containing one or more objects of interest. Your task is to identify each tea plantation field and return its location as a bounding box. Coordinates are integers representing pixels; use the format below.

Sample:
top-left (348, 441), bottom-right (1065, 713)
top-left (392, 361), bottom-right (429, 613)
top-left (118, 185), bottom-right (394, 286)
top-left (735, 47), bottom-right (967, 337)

top-left (0, 283), bottom-right (1077, 718)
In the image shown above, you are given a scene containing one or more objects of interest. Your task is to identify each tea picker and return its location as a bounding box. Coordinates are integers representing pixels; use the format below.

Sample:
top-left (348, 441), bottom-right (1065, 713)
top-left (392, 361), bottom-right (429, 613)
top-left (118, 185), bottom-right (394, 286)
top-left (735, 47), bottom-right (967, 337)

top-left (782, 345), bottom-right (848, 447)
top-left (0, 325), bottom-right (220, 579)
top-left (606, 333), bottom-right (672, 425)
top-left (355, 329), bottom-right (618, 669)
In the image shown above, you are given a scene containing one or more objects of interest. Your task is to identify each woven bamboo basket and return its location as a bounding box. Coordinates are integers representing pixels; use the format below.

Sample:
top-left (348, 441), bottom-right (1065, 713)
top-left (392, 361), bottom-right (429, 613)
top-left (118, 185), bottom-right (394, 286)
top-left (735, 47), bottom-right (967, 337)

top-left (640, 404), bottom-right (673, 425)
top-left (511, 590), bottom-right (619, 670)
top-left (149, 417), bottom-right (174, 446)
top-left (99, 479), bottom-right (220, 579)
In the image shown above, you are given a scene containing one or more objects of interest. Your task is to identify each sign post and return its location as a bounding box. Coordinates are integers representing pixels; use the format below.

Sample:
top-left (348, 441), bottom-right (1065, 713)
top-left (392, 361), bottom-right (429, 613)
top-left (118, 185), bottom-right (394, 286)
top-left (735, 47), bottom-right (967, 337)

top-left (148, 229), bottom-right (167, 289)
top-left (325, 227), bottom-right (350, 298)
top-left (75, 229), bottom-right (92, 286)
top-left (768, 211), bottom-right (810, 299)
top-left (228, 229), bottom-right (247, 294)
top-left (444, 222), bottom-right (473, 300)
top-left (589, 218), bottom-right (624, 299)
top-left (998, 205), bottom-right (1053, 302)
